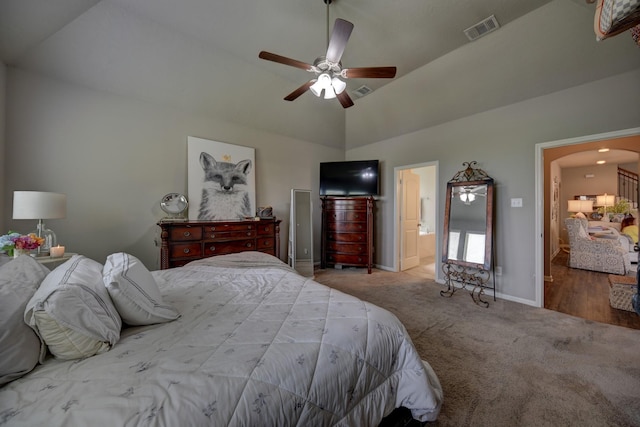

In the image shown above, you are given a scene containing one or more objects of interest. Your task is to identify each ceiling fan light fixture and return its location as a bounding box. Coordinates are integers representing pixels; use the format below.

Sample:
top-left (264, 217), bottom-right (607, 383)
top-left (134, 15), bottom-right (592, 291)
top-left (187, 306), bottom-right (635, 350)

top-left (310, 73), bottom-right (334, 98)
top-left (323, 85), bottom-right (337, 99)
top-left (332, 77), bottom-right (346, 94)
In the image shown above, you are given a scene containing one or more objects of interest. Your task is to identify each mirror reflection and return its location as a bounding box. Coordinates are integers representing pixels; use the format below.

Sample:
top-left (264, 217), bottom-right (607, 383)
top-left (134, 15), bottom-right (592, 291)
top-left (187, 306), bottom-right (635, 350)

top-left (443, 180), bottom-right (494, 270)
top-left (448, 184), bottom-right (488, 264)
top-left (289, 189), bottom-right (314, 278)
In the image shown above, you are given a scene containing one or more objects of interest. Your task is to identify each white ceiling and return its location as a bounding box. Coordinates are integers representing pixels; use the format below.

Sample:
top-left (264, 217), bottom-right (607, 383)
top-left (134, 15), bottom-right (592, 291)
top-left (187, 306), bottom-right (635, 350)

top-left (555, 149), bottom-right (639, 168)
top-left (1, 0), bottom-right (639, 149)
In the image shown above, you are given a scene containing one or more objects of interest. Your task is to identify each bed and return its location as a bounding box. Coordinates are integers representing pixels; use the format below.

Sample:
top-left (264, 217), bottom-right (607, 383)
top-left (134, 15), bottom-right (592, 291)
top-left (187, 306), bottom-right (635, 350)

top-left (0, 251), bottom-right (442, 426)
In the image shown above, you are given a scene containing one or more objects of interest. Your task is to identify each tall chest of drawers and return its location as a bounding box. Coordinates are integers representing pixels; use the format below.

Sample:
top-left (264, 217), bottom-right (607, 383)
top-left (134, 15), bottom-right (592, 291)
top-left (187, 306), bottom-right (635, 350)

top-left (158, 219), bottom-right (280, 269)
top-left (321, 197), bottom-right (375, 274)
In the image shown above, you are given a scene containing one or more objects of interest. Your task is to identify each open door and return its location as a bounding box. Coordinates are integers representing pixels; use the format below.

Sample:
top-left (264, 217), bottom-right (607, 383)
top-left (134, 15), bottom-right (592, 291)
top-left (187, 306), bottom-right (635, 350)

top-left (400, 169), bottom-right (421, 271)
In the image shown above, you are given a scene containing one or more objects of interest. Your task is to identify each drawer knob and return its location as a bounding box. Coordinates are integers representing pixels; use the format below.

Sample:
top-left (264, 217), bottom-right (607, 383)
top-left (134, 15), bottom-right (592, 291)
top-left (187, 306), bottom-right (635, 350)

top-left (183, 231), bottom-right (191, 237)
top-left (210, 234), bottom-right (216, 239)
top-left (358, 236), bottom-right (363, 241)
top-left (183, 248), bottom-right (190, 254)
top-left (210, 246), bottom-right (216, 251)
top-left (246, 242), bottom-right (253, 248)
top-left (209, 226), bottom-right (216, 231)
top-left (247, 232), bottom-right (252, 236)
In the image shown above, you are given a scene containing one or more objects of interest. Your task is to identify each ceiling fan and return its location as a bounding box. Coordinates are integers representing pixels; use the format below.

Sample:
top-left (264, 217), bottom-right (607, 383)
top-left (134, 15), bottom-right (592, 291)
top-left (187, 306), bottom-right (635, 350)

top-left (258, 0), bottom-right (396, 108)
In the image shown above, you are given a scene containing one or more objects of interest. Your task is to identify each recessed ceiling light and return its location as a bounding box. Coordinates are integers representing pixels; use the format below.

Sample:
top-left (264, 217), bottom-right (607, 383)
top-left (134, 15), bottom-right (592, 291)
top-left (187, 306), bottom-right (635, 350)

top-left (596, 160), bottom-right (606, 164)
top-left (598, 148), bottom-right (609, 153)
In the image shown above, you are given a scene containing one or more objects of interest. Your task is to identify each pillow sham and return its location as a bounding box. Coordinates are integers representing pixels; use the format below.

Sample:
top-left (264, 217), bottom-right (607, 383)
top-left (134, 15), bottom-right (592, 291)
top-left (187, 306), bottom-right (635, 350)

top-left (25, 255), bottom-right (121, 361)
top-left (0, 255), bottom-right (51, 385)
top-left (103, 252), bottom-right (179, 325)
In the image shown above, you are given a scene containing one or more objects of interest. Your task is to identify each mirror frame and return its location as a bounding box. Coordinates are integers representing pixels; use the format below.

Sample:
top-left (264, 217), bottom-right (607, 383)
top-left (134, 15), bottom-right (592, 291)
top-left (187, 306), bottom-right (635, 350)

top-left (442, 168), bottom-right (494, 271)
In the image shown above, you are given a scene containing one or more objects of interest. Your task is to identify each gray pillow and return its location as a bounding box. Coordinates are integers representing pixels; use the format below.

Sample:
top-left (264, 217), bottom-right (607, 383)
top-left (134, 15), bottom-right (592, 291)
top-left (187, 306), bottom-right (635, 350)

top-left (25, 255), bottom-right (122, 361)
top-left (104, 252), bottom-right (179, 325)
top-left (0, 255), bottom-right (51, 385)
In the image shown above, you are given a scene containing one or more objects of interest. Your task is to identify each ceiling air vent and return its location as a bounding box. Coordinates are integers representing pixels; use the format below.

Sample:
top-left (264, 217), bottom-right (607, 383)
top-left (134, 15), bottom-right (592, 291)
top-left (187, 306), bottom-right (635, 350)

top-left (463, 15), bottom-right (500, 41)
top-left (352, 85), bottom-right (373, 98)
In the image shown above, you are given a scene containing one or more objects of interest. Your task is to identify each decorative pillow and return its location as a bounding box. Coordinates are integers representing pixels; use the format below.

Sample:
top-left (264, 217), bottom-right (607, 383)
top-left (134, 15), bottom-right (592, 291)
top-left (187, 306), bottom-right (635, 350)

top-left (25, 255), bottom-right (121, 361)
top-left (103, 252), bottom-right (179, 325)
top-left (578, 223), bottom-right (590, 240)
top-left (0, 255), bottom-right (51, 385)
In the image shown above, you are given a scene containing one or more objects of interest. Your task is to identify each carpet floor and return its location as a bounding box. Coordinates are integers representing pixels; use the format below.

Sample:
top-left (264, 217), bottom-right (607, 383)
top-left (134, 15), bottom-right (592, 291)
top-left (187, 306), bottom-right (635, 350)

top-left (313, 267), bottom-right (640, 427)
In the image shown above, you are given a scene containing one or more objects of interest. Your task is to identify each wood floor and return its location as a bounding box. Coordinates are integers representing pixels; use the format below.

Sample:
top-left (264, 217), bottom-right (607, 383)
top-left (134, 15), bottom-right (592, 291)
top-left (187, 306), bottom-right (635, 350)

top-left (545, 251), bottom-right (640, 330)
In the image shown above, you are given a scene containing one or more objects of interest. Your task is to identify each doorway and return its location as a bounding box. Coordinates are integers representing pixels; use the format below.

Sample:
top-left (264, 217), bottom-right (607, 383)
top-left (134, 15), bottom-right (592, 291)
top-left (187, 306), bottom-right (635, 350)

top-left (395, 162), bottom-right (438, 279)
top-left (535, 127), bottom-right (640, 310)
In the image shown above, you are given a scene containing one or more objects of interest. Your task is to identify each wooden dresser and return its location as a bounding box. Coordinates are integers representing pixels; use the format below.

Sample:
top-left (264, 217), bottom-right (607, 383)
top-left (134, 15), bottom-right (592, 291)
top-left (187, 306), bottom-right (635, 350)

top-left (158, 218), bottom-right (280, 269)
top-left (321, 197), bottom-right (375, 274)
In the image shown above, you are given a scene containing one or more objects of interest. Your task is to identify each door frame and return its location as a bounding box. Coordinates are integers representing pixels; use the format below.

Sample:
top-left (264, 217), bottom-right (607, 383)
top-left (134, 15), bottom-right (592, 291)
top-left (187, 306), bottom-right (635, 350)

top-left (534, 127), bottom-right (640, 308)
top-left (393, 161), bottom-right (439, 275)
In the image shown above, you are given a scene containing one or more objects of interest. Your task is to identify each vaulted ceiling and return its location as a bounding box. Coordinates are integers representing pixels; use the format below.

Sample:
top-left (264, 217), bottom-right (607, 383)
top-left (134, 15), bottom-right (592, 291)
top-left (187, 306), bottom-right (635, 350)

top-left (1, 0), bottom-right (639, 149)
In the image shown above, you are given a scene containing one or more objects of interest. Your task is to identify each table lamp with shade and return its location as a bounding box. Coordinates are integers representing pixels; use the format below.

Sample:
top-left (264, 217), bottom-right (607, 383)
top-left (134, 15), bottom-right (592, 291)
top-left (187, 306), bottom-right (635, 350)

top-left (596, 193), bottom-right (615, 222)
top-left (12, 191), bottom-right (67, 255)
top-left (567, 199), bottom-right (593, 219)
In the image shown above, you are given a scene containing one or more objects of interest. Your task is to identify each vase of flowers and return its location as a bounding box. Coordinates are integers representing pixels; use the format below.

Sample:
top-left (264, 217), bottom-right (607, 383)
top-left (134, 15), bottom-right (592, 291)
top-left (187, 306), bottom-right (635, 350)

top-left (0, 232), bottom-right (45, 258)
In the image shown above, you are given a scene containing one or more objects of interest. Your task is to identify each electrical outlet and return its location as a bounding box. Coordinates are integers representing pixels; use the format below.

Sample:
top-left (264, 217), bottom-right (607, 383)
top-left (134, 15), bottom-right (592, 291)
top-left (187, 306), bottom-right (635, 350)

top-left (495, 266), bottom-right (502, 276)
top-left (511, 198), bottom-right (523, 208)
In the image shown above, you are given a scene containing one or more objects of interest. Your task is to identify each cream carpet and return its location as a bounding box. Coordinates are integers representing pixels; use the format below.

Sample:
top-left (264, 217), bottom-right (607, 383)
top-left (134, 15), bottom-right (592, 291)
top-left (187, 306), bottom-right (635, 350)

top-left (313, 268), bottom-right (640, 427)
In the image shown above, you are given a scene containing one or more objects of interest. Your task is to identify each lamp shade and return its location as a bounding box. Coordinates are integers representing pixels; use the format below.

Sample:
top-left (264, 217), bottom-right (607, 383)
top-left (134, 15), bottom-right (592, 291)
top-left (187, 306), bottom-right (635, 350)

top-left (13, 191), bottom-right (67, 219)
top-left (596, 194), bottom-right (615, 207)
top-left (567, 200), bottom-right (593, 213)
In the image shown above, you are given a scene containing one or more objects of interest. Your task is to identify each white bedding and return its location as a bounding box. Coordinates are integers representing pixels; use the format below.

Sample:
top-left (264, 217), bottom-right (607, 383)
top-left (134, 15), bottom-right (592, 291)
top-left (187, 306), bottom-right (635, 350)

top-left (0, 252), bottom-right (442, 426)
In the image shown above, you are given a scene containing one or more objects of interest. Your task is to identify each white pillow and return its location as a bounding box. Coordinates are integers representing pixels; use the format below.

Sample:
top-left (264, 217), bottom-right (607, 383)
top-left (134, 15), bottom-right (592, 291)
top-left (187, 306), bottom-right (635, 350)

top-left (103, 252), bottom-right (179, 325)
top-left (577, 222), bottom-right (589, 240)
top-left (0, 255), bottom-right (51, 385)
top-left (25, 255), bottom-right (122, 361)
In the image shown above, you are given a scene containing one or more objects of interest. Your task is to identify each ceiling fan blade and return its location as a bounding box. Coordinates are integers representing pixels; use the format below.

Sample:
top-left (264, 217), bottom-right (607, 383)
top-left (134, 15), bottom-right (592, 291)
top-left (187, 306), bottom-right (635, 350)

top-left (284, 80), bottom-right (315, 101)
top-left (326, 18), bottom-right (354, 64)
top-left (259, 51), bottom-right (314, 72)
top-left (336, 91), bottom-right (354, 109)
top-left (343, 67), bottom-right (397, 79)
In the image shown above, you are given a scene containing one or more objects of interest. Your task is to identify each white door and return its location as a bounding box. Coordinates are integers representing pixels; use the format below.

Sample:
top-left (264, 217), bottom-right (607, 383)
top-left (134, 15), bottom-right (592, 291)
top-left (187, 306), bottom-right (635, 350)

top-left (400, 170), bottom-right (421, 270)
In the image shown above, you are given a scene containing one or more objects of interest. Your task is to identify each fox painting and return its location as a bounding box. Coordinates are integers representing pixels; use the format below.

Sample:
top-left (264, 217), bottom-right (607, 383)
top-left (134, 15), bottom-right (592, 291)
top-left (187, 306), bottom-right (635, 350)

top-left (198, 152), bottom-right (253, 220)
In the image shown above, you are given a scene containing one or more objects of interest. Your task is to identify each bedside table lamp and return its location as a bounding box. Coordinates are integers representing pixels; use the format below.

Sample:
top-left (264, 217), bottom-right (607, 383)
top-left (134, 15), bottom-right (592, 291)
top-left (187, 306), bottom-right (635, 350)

top-left (12, 191), bottom-right (67, 255)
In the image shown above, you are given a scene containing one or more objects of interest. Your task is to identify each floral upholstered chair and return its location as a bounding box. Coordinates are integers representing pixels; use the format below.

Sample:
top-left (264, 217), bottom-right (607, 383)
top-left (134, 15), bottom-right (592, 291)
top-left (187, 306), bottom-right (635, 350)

top-left (565, 217), bottom-right (632, 275)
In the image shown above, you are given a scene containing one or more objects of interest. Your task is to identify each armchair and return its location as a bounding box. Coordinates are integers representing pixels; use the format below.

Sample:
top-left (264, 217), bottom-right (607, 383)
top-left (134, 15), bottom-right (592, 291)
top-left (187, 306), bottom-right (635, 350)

top-left (565, 217), bottom-right (632, 275)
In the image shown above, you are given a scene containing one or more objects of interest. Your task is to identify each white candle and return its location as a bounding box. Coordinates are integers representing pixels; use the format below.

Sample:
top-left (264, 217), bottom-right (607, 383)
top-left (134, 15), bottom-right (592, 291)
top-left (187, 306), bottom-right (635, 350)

top-left (50, 245), bottom-right (65, 258)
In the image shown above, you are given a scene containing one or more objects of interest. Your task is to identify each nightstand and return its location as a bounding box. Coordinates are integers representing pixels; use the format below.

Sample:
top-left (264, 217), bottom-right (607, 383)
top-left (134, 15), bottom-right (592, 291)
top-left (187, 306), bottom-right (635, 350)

top-left (34, 253), bottom-right (76, 269)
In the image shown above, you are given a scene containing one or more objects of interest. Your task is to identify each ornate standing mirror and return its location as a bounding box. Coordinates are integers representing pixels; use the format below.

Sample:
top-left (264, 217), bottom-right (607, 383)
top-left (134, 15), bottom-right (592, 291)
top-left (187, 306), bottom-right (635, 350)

top-left (441, 161), bottom-right (495, 306)
top-left (289, 189), bottom-right (314, 278)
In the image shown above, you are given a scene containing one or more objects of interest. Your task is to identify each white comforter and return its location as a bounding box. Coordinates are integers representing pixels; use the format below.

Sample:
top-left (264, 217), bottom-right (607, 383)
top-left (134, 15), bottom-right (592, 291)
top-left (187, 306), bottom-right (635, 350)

top-left (0, 252), bottom-right (442, 426)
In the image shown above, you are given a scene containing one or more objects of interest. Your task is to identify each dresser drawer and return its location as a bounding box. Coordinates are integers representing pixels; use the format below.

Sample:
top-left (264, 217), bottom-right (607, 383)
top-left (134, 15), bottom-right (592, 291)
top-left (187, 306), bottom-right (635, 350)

top-left (330, 211), bottom-right (368, 221)
top-left (204, 239), bottom-right (255, 256)
top-left (326, 241), bottom-right (367, 254)
top-left (204, 223), bottom-right (256, 233)
top-left (205, 229), bottom-right (257, 240)
top-left (257, 223), bottom-right (276, 235)
top-left (257, 237), bottom-right (275, 250)
top-left (323, 199), bottom-right (368, 210)
top-left (169, 226), bottom-right (202, 241)
top-left (169, 243), bottom-right (202, 259)
top-left (325, 253), bottom-right (368, 265)
top-left (326, 232), bottom-right (367, 243)
top-left (326, 222), bottom-right (367, 232)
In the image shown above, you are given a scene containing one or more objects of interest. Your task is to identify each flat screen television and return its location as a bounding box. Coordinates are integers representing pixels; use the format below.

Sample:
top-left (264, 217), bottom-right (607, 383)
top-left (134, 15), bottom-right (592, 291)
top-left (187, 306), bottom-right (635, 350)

top-left (319, 160), bottom-right (380, 196)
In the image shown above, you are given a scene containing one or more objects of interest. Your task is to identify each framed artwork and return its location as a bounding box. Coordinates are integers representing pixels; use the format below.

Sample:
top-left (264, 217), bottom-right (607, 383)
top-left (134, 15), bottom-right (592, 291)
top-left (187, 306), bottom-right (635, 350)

top-left (187, 136), bottom-right (256, 220)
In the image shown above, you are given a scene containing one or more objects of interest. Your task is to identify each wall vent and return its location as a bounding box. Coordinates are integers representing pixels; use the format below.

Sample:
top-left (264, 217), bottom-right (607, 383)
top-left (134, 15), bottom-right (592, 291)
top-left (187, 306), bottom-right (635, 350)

top-left (352, 85), bottom-right (373, 98)
top-left (463, 15), bottom-right (500, 41)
